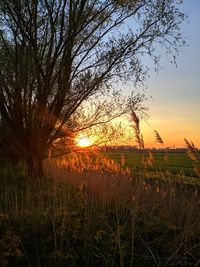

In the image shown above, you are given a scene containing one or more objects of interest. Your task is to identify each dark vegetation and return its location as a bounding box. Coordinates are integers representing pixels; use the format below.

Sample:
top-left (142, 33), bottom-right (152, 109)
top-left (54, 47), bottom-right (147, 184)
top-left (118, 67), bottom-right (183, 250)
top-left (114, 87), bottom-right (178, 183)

top-left (0, 149), bottom-right (199, 267)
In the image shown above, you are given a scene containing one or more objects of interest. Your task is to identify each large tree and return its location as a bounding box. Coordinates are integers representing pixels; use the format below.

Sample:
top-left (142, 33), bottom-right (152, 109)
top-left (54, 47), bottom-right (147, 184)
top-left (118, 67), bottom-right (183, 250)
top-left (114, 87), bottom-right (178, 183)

top-left (0, 0), bottom-right (185, 177)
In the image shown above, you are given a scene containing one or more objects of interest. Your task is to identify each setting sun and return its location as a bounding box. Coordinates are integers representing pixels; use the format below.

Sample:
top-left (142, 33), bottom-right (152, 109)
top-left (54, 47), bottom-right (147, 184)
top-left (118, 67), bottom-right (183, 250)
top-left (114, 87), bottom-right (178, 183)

top-left (77, 137), bottom-right (91, 147)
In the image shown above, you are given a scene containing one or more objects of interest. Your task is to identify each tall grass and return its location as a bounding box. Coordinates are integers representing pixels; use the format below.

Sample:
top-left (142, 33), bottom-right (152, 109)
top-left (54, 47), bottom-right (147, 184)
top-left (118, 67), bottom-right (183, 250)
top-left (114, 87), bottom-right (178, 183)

top-left (0, 148), bottom-right (199, 267)
top-left (0, 119), bottom-right (199, 266)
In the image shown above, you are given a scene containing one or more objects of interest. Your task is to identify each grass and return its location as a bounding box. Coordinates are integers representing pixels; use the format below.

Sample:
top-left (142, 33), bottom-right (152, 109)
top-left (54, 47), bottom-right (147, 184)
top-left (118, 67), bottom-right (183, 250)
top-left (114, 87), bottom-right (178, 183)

top-left (1, 98), bottom-right (199, 266)
top-left (100, 150), bottom-right (199, 177)
top-left (0, 151), bottom-right (199, 267)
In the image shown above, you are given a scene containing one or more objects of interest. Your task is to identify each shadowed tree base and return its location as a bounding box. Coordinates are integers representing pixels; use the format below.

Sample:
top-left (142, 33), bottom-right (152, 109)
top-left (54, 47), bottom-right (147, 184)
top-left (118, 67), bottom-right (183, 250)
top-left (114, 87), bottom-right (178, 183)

top-left (27, 156), bottom-right (44, 178)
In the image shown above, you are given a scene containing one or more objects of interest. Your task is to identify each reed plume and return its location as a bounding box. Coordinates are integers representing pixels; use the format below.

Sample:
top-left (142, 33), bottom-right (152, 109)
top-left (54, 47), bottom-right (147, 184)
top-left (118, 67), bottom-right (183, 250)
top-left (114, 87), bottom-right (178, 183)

top-left (154, 130), bottom-right (164, 145)
top-left (184, 138), bottom-right (200, 177)
top-left (130, 108), bottom-right (144, 149)
top-left (184, 138), bottom-right (198, 162)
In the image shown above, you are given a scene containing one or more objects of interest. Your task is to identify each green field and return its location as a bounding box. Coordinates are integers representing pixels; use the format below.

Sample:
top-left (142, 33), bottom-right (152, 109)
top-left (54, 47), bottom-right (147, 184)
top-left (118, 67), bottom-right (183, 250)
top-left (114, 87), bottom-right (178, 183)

top-left (101, 150), bottom-right (197, 176)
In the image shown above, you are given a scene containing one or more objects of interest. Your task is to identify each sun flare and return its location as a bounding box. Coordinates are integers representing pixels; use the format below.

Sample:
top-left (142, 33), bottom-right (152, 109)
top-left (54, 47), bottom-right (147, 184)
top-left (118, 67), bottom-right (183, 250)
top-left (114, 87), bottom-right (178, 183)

top-left (77, 137), bottom-right (91, 147)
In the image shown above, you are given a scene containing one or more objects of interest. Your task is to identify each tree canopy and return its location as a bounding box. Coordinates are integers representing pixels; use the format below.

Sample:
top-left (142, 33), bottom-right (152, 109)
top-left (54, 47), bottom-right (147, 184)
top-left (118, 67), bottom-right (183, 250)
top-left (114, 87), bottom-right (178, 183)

top-left (0, 0), bottom-right (186, 176)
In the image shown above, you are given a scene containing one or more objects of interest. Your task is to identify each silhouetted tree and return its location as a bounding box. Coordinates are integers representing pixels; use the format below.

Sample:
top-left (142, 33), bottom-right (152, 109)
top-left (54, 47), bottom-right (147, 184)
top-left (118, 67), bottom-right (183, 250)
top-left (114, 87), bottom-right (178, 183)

top-left (0, 0), bottom-right (186, 177)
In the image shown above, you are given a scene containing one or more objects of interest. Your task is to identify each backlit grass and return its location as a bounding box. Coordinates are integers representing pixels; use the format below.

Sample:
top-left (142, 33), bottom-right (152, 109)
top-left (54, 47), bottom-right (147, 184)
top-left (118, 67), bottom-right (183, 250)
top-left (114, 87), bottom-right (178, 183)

top-left (0, 148), bottom-right (199, 267)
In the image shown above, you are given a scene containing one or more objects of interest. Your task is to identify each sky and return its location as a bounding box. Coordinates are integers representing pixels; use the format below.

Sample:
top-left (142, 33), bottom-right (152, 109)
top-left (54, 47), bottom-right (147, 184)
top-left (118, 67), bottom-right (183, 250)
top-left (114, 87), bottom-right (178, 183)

top-left (136, 0), bottom-right (200, 148)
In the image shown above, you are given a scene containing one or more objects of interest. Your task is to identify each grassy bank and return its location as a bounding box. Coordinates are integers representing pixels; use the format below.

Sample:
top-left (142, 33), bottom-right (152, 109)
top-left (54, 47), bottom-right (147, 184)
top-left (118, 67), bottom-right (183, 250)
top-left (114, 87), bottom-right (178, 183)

top-left (0, 157), bottom-right (199, 267)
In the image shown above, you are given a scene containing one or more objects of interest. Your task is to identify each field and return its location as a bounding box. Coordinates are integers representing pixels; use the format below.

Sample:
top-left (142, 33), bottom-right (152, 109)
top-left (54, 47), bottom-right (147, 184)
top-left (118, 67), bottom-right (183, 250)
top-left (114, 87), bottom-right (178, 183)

top-left (0, 150), bottom-right (200, 267)
top-left (101, 150), bottom-right (197, 176)
top-left (103, 150), bottom-right (192, 170)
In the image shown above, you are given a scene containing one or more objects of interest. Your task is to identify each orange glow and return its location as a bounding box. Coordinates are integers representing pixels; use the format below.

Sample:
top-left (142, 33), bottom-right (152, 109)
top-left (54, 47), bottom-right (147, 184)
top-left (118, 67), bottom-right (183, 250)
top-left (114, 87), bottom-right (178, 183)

top-left (77, 137), bottom-right (91, 147)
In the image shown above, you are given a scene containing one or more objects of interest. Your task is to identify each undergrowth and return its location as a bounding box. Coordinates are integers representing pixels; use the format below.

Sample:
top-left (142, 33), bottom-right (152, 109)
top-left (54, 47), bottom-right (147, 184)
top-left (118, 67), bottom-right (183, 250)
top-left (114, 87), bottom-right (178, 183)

top-left (0, 161), bottom-right (199, 267)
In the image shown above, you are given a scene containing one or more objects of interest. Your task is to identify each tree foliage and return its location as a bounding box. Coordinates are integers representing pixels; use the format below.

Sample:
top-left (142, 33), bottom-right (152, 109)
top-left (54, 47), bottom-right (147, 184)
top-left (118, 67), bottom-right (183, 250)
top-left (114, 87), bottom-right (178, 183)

top-left (0, 0), bottom-right (186, 176)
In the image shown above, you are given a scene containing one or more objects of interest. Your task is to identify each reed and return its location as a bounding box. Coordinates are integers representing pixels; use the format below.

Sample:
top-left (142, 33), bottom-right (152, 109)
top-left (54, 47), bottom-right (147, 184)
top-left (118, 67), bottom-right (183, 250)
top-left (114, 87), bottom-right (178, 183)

top-left (0, 135), bottom-right (199, 266)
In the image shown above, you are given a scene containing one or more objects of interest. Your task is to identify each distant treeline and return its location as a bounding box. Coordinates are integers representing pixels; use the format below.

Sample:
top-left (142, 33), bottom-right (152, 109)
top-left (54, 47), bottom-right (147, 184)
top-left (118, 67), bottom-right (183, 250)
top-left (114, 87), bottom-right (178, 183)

top-left (94, 145), bottom-right (199, 152)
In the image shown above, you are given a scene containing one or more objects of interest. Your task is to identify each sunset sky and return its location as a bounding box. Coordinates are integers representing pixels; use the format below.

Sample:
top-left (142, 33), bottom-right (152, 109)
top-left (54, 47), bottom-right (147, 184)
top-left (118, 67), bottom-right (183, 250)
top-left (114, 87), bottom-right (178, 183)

top-left (136, 0), bottom-right (200, 148)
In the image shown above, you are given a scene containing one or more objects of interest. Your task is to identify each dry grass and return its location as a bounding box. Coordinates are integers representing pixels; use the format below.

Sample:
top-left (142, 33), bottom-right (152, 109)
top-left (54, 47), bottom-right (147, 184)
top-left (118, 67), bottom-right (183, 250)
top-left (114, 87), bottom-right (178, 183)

top-left (0, 150), bottom-right (199, 266)
top-left (0, 127), bottom-right (199, 266)
top-left (44, 152), bottom-right (200, 230)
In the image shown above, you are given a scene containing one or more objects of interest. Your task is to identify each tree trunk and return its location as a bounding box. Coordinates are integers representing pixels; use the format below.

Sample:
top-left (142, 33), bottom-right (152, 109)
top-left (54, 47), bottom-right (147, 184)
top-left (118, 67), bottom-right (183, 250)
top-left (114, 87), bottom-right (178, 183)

top-left (27, 155), bottom-right (43, 178)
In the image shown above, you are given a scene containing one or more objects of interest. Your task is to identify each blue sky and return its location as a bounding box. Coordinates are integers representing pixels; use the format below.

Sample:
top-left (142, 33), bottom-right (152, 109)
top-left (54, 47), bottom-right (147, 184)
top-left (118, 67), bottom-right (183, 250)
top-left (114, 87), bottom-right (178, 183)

top-left (139, 0), bottom-right (200, 148)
